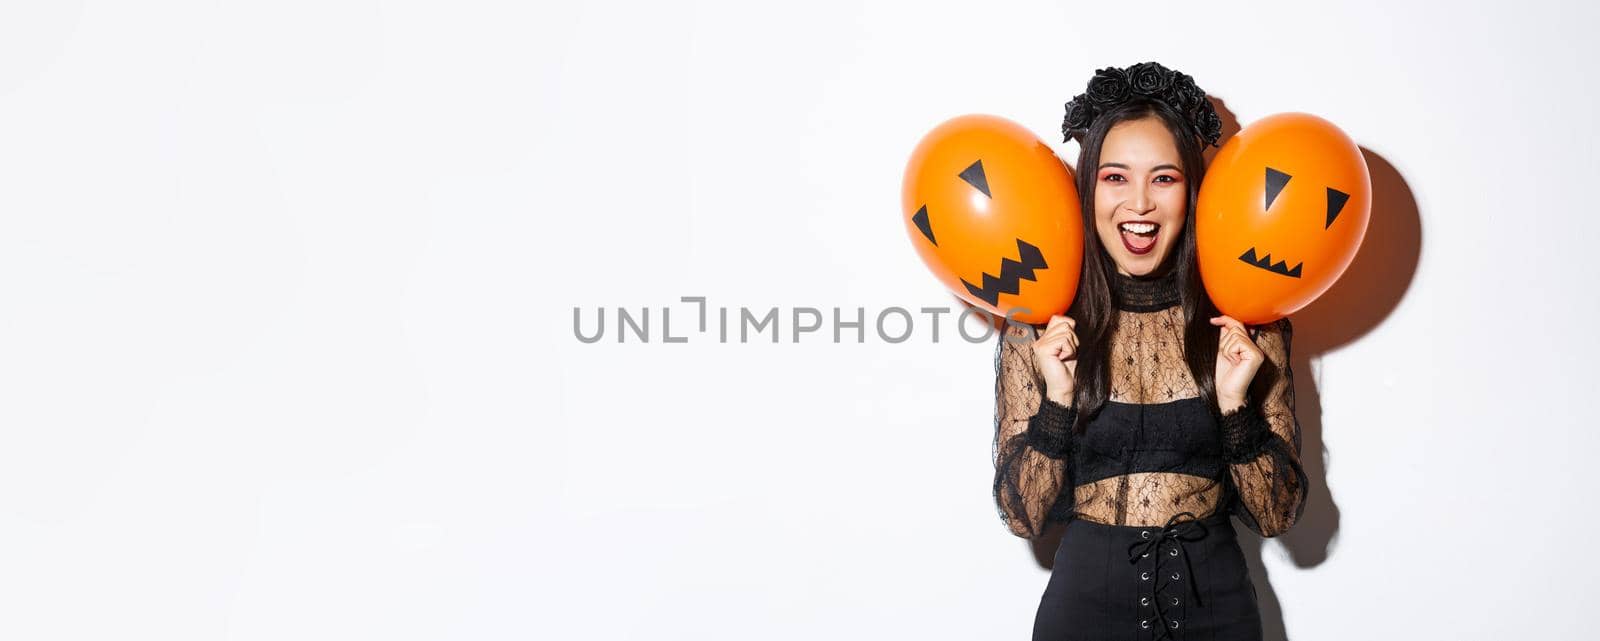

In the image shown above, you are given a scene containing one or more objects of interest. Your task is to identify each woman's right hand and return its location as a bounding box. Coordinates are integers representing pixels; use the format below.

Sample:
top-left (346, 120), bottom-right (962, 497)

top-left (1031, 315), bottom-right (1079, 405)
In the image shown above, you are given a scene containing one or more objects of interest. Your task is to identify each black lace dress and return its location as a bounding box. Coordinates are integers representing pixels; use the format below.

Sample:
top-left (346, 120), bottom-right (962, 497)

top-left (992, 268), bottom-right (1308, 641)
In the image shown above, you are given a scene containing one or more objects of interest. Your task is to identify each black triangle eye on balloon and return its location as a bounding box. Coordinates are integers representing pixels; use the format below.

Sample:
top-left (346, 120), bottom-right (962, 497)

top-left (1325, 187), bottom-right (1349, 229)
top-left (912, 205), bottom-right (936, 246)
top-left (1263, 166), bottom-right (1349, 229)
top-left (912, 159), bottom-right (994, 248)
top-left (959, 160), bottom-right (991, 197)
top-left (1264, 167), bottom-right (1291, 212)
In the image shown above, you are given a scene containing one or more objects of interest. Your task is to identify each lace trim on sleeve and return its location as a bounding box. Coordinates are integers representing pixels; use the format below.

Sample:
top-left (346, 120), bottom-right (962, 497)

top-left (992, 322), bottom-right (1072, 539)
top-left (1024, 397), bottom-right (1077, 459)
top-left (1224, 318), bottom-right (1310, 538)
top-left (1218, 397), bottom-right (1273, 464)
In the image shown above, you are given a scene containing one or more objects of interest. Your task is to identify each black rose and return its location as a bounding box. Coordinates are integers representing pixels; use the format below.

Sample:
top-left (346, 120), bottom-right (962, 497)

top-left (1085, 67), bottom-right (1130, 106)
top-left (1194, 105), bottom-right (1222, 147)
top-left (1061, 97), bottom-right (1095, 141)
top-left (1127, 62), bottom-right (1174, 96)
top-left (1169, 74), bottom-right (1203, 112)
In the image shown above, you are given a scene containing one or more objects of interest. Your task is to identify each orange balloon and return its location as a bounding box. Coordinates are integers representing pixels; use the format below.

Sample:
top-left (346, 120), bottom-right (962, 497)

top-left (1196, 112), bottom-right (1370, 325)
top-left (902, 114), bottom-right (1083, 325)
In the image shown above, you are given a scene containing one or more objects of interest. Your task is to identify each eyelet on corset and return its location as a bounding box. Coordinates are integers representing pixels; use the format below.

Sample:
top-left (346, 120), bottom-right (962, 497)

top-left (1168, 548), bottom-right (1178, 557)
top-left (1141, 530), bottom-right (1151, 539)
top-left (1140, 571), bottom-right (1150, 581)
top-left (1140, 620), bottom-right (1150, 629)
top-left (1140, 596), bottom-right (1150, 606)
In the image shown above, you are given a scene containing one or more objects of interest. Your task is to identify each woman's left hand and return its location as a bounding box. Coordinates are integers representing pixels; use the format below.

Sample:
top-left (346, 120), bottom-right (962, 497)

top-left (1209, 314), bottom-right (1263, 409)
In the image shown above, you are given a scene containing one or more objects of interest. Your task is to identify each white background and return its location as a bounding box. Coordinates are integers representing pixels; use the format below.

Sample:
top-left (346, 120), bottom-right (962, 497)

top-left (0, 0), bottom-right (1592, 639)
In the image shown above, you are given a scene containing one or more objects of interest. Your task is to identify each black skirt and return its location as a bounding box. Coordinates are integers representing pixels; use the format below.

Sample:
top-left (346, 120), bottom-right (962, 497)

top-left (1033, 512), bottom-right (1262, 641)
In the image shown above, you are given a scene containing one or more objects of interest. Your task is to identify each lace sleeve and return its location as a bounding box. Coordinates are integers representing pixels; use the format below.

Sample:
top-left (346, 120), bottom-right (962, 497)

top-left (992, 322), bottom-right (1075, 539)
top-left (1218, 317), bottom-right (1309, 538)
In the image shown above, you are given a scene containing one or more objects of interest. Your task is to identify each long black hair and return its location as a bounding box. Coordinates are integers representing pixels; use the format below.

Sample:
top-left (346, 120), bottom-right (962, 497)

top-left (1064, 97), bottom-right (1224, 432)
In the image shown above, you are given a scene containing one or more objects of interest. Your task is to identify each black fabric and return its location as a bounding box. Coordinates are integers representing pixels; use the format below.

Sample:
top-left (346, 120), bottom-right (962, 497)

top-left (1024, 397), bottom-right (1077, 460)
top-left (1217, 399), bottom-right (1274, 464)
top-left (1110, 268), bottom-right (1183, 312)
top-left (1033, 512), bottom-right (1263, 640)
top-left (1070, 397), bottom-right (1225, 486)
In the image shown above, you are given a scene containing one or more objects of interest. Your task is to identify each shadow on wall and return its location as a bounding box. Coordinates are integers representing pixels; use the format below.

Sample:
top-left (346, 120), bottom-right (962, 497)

top-left (1018, 96), bottom-right (1421, 641)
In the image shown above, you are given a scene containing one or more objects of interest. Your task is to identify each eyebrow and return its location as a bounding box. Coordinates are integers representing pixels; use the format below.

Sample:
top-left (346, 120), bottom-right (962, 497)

top-left (1098, 162), bottom-right (1183, 173)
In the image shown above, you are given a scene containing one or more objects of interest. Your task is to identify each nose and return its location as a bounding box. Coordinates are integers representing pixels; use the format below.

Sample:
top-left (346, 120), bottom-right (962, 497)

top-left (1128, 185), bottom-right (1156, 215)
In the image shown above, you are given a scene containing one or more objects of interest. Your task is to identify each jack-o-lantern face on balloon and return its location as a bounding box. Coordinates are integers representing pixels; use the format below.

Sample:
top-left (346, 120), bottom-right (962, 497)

top-left (902, 115), bottom-right (1084, 325)
top-left (1196, 112), bottom-right (1371, 325)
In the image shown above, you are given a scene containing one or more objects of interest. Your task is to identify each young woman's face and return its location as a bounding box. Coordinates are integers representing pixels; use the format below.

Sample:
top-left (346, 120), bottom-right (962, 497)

top-left (1093, 116), bottom-right (1187, 277)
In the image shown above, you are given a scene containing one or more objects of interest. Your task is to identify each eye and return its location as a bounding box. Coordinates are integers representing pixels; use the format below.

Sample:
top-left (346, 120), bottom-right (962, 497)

top-left (1154, 175), bottom-right (1180, 184)
top-left (1326, 187), bottom-right (1349, 229)
top-left (1101, 173), bottom-right (1126, 183)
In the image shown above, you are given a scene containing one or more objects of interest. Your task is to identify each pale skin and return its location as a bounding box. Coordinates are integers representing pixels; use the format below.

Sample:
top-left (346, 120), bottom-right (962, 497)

top-left (1032, 116), bottom-right (1261, 413)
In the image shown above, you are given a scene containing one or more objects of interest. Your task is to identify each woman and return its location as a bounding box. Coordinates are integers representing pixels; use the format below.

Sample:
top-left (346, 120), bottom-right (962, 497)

top-left (992, 62), bottom-right (1310, 640)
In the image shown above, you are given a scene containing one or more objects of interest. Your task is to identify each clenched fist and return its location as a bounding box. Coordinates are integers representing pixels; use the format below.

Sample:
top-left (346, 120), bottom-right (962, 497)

top-left (1031, 315), bottom-right (1079, 406)
top-left (1209, 314), bottom-right (1264, 411)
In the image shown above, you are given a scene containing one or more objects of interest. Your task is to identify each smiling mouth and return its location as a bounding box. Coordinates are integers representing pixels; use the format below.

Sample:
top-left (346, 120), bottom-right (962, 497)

top-left (1239, 247), bottom-right (1303, 278)
top-left (1118, 222), bottom-right (1159, 255)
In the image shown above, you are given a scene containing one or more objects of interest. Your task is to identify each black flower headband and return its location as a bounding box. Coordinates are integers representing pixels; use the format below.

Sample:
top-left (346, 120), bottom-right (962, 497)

top-left (1061, 61), bottom-right (1222, 148)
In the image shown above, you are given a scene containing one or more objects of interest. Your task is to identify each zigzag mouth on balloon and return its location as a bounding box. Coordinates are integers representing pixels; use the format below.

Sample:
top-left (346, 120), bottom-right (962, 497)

top-left (1238, 247), bottom-right (1303, 278)
top-left (961, 239), bottom-right (1048, 306)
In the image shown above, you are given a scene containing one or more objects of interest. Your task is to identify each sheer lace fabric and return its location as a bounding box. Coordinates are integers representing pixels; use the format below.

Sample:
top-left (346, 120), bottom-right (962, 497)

top-left (991, 270), bottom-right (1308, 539)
